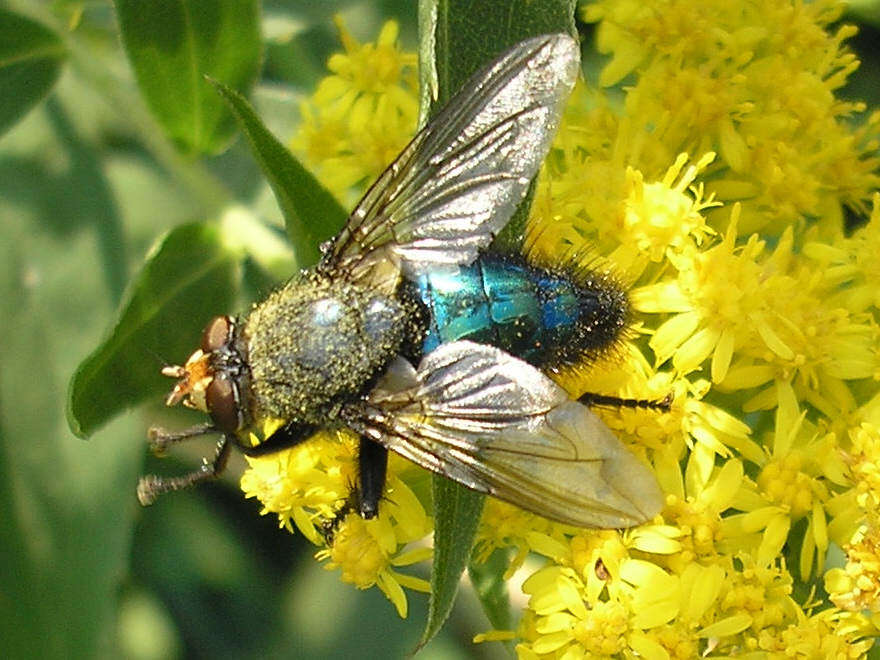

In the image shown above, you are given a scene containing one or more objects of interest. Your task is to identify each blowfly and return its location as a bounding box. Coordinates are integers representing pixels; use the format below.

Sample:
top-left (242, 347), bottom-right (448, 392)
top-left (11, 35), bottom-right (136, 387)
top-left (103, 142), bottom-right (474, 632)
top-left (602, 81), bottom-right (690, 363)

top-left (139, 34), bottom-right (664, 529)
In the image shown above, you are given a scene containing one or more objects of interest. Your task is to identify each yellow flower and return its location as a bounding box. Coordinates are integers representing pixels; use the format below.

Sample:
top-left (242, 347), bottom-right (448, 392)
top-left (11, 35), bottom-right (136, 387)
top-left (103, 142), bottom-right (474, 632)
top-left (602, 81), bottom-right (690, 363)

top-left (240, 429), bottom-right (356, 542)
top-left (720, 383), bottom-right (853, 577)
top-left (632, 205), bottom-right (763, 380)
top-left (473, 499), bottom-right (558, 578)
top-left (316, 502), bottom-right (432, 617)
top-left (847, 423), bottom-right (880, 522)
top-left (826, 525), bottom-right (880, 614)
top-left (290, 17), bottom-right (418, 201)
top-left (806, 193), bottom-right (880, 315)
top-left (519, 565), bottom-right (635, 657)
top-left (582, 0), bottom-right (880, 235)
top-left (323, 18), bottom-right (415, 98)
top-left (633, 206), bottom-right (880, 415)
top-left (617, 153), bottom-right (719, 268)
top-left (657, 452), bottom-right (744, 571)
top-left (714, 556), bottom-right (796, 635)
top-left (825, 423), bottom-right (880, 614)
top-left (241, 430), bottom-right (433, 614)
top-left (756, 607), bottom-right (876, 658)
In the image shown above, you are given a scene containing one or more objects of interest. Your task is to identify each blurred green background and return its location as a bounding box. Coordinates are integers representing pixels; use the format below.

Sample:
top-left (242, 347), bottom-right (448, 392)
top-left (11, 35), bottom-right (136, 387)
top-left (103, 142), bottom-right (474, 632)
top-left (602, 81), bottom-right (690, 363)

top-left (1, 1), bottom-right (879, 658)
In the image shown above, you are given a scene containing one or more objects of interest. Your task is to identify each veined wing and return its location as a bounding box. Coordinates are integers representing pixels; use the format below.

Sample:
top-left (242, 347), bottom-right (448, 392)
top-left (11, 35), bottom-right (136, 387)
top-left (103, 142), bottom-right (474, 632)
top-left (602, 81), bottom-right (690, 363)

top-left (320, 34), bottom-right (579, 288)
top-left (357, 342), bottom-right (663, 528)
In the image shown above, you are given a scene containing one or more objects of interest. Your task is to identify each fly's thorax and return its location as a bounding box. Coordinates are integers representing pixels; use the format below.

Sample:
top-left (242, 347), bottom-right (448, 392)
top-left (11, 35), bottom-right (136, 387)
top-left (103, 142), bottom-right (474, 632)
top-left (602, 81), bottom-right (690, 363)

top-left (242, 272), bottom-right (419, 424)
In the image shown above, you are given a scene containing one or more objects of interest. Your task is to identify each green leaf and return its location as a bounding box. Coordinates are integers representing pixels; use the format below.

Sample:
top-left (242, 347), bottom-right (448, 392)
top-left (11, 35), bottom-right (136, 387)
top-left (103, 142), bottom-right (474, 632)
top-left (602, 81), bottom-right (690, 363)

top-left (67, 222), bottom-right (239, 438)
top-left (1, 214), bottom-right (145, 657)
top-left (211, 79), bottom-right (348, 267)
top-left (0, 8), bottom-right (65, 136)
top-left (468, 548), bottom-right (513, 632)
top-left (420, 0), bottom-right (577, 113)
top-left (848, 0), bottom-right (880, 30)
top-left (114, 0), bottom-right (262, 155)
top-left (418, 479), bottom-right (485, 650)
top-left (417, 0), bottom-right (577, 648)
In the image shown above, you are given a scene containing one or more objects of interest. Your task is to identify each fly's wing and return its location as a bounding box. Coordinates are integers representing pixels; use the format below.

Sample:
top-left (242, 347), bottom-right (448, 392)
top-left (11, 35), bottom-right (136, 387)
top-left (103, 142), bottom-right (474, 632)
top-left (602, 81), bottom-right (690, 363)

top-left (358, 342), bottom-right (663, 528)
top-left (320, 34), bottom-right (579, 290)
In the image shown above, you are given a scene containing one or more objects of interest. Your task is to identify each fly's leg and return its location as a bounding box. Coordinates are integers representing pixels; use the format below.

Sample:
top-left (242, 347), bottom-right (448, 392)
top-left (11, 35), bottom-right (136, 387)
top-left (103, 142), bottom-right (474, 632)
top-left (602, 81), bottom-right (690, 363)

top-left (357, 437), bottom-right (388, 519)
top-left (139, 421), bottom-right (317, 506)
top-left (235, 420), bottom-right (317, 456)
top-left (148, 423), bottom-right (217, 454)
top-left (320, 437), bottom-right (388, 545)
top-left (137, 435), bottom-right (231, 506)
top-left (578, 392), bottom-right (673, 412)
top-left (320, 487), bottom-right (358, 545)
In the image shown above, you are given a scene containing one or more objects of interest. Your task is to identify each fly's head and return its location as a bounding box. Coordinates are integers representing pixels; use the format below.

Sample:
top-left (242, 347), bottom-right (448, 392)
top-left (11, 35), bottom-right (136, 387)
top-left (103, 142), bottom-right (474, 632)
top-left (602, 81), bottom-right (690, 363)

top-left (162, 315), bottom-right (251, 435)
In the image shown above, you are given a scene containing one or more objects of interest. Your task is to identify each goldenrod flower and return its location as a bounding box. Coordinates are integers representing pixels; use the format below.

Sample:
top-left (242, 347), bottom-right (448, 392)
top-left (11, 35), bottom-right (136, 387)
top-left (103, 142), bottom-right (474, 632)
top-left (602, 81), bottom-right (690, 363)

top-left (240, 6), bottom-right (880, 654)
top-left (582, 0), bottom-right (880, 235)
top-left (316, 501), bottom-right (432, 617)
top-left (290, 17), bottom-right (418, 201)
top-left (240, 428), bottom-right (355, 542)
top-left (720, 383), bottom-right (854, 577)
top-left (473, 499), bottom-right (558, 578)
top-left (241, 429), bottom-right (433, 615)
top-left (806, 193), bottom-right (880, 315)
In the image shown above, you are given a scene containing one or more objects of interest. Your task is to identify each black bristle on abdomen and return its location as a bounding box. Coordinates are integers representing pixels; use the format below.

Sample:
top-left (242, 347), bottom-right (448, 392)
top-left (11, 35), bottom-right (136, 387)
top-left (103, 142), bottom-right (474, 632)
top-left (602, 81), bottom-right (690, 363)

top-left (543, 270), bottom-right (629, 370)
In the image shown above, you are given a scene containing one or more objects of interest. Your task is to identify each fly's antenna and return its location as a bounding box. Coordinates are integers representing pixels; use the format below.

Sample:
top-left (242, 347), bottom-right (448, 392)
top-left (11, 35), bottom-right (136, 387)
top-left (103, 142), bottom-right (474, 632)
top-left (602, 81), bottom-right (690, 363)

top-left (145, 346), bottom-right (172, 369)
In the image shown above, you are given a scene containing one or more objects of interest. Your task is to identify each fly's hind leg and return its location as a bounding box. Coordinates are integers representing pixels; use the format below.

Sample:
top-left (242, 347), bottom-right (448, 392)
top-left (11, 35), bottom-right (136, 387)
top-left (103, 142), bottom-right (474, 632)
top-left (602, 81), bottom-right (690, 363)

top-left (137, 435), bottom-right (232, 506)
top-left (578, 392), bottom-right (673, 411)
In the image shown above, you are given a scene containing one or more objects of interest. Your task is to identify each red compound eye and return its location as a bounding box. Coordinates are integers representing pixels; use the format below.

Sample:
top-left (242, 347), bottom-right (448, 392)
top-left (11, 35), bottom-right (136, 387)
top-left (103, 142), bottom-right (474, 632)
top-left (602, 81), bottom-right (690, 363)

top-left (205, 373), bottom-right (240, 433)
top-left (201, 316), bottom-right (232, 353)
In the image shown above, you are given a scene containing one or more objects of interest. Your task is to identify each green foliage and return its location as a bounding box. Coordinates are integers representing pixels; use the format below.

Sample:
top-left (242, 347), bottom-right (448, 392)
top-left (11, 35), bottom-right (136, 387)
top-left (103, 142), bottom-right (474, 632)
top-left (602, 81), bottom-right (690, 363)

top-left (211, 79), bottom-right (347, 267)
top-left (68, 223), bottom-right (240, 438)
top-left (114, 0), bottom-right (262, 155)
top-left (468, 548), bottom-right (514, 633)
top-left (0, 8), bottom-right (65, 136)
top-left (0, 1), bottom-right (541, 656)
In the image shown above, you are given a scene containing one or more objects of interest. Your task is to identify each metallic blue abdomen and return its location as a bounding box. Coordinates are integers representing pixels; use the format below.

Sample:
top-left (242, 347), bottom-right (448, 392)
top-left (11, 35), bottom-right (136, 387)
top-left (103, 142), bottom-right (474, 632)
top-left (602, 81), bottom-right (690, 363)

top-left (413, 255), bottom-right (624, 368)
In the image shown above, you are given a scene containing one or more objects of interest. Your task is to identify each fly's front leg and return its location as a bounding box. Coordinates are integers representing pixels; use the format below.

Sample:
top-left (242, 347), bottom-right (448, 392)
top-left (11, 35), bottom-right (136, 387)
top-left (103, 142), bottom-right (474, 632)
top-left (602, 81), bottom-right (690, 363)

top-left (137, 435), bottom-right (232, 505)
top-left (139, 421), bottom-right (318, 507)
top-left (234, 420), bottom-right (317, 457)
top-left (147, 423), bottom-right (217, 454)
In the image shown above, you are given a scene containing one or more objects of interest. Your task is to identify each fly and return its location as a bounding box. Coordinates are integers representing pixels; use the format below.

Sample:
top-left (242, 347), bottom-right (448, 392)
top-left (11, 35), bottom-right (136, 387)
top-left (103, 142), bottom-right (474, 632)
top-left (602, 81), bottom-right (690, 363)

top-left (137, 34), bottom-right (664, 529)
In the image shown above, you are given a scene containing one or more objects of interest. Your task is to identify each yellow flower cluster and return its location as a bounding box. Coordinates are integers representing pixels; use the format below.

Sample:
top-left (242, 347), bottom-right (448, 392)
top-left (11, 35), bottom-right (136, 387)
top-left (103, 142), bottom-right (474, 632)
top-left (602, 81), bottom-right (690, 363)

top-left (289, 17), bottom-right (418, 205)
top-left (580, 0), bottom-right (880, 236)
top-left (240, 424), bottom-right (431, 616)
top-left (240, 4), bottom-right (880, 654)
